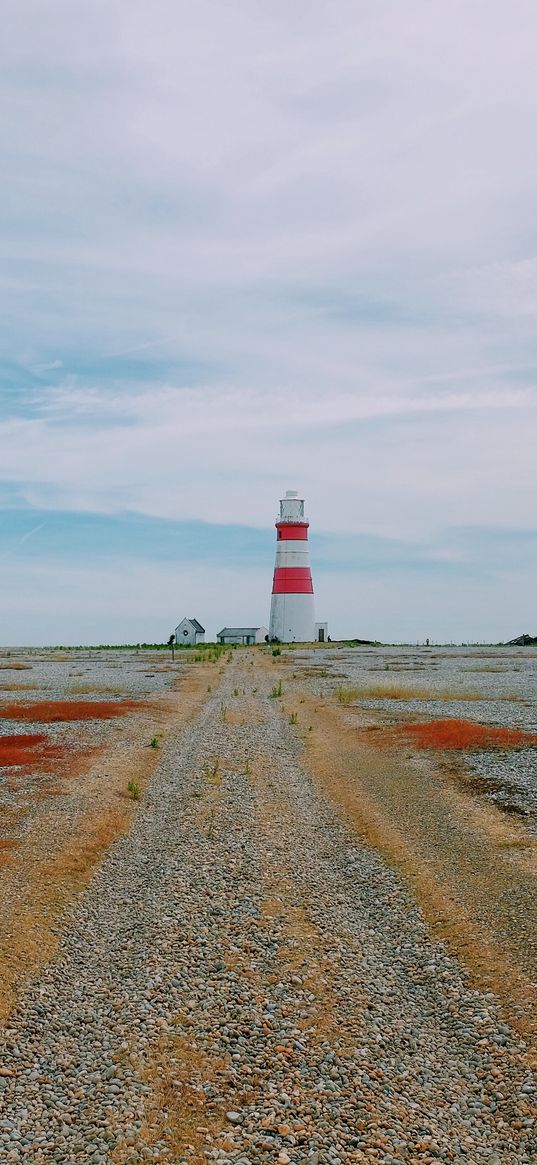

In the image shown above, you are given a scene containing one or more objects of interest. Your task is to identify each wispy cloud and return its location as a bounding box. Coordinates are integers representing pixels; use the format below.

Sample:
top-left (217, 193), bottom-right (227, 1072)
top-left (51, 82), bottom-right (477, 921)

top-left (16, 520), bottom-right (47, 546)
top-left (1, 1), bottom-right (537, 639)
top-left (30, 359), bottom-right (63, 375)
top-left (0, 519), bottom-right (48, 562)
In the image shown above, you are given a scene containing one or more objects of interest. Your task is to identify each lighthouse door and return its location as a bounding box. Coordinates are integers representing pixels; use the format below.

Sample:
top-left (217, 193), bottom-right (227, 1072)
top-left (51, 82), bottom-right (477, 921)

top-left (318, 628), bottom-right (325, 642)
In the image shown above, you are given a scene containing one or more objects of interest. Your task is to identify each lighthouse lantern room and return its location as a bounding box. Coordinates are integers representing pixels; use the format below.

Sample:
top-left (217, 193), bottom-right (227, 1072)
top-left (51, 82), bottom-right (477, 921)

top-left (268, 490), bottom-right (315, 643)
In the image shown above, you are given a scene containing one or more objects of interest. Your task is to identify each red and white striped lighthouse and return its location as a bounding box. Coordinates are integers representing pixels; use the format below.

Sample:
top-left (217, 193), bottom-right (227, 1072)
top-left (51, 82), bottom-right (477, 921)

top-left (268, 490), bottom-right (315, 643)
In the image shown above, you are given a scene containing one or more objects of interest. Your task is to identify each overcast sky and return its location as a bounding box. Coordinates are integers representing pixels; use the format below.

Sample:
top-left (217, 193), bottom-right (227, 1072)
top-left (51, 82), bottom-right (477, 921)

top-left (1, 1), bottom-right (537, 644)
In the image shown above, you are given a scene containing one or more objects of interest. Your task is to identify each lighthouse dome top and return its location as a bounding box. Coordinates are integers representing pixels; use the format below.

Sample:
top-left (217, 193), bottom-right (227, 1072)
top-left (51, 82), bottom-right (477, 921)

top-left (278, 489), bottom-right (307, 524)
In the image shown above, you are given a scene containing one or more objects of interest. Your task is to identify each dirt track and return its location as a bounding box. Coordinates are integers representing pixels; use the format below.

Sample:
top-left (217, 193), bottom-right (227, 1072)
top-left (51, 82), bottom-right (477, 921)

top-left (0, 650), bottom-right (535, 1163)
top-left (284, 687), bottom-right (537, 1035)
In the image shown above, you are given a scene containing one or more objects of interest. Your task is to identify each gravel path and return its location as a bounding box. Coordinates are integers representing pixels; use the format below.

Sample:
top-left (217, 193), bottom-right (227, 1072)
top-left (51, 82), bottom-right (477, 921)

top-left (0, 654), bottom-right (535, 1164)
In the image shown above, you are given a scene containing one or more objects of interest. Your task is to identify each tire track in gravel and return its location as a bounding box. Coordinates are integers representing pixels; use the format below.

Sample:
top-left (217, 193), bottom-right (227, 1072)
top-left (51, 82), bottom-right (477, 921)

top-left (280, 680), bottom-right (537, 1036)
top-left (0, 652), bottom-right (535, 1164)
top-left (0, 660), bottom-right (213, 1024)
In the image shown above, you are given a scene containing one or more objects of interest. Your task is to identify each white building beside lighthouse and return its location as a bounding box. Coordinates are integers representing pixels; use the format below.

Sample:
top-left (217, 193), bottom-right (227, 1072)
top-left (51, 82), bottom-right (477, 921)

top-left (268, 490), bottom-right (315, 643)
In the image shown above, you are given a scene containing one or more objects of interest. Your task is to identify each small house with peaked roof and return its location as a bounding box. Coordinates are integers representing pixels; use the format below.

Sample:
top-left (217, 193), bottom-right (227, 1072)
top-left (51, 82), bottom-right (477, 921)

top-left (175, 617), bottom-right (205, 646)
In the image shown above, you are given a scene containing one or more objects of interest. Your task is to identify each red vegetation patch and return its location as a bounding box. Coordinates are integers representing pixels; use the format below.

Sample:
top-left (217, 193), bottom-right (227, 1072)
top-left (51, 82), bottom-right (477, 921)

top-left (0, 699), bottom-right (141, 723)
top-left (364, 717), bottom-right (537, 751)
top-left (0, 734), bottom-right (63, 768)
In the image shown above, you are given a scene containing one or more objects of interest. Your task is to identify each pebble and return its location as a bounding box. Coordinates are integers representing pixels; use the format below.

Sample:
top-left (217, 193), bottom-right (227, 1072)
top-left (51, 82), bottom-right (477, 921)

top-left (0, 656), bottom-right (534, 1163)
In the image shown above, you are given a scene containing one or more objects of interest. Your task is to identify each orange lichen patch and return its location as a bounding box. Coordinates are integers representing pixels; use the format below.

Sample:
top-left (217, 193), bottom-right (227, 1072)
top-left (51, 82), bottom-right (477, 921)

top-left (0, 699), bottom-right (143, 723)
top-left (375, 718), bottom-right (537, 751)
top-left (0, 733), bottom-right (63, 768)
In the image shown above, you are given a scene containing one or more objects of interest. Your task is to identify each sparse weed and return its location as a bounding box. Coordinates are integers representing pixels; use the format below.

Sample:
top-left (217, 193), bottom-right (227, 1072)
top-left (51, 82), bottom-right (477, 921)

top-left (336, 683), bottom-right (516, 703)
top-left (220, 702), bottom-right (227, 722)
top-left (233, 687), bottom-right (239, 697)
top-left (270, 681), bottom-right (283, 699)
top-left (272, 647), bottom-right (281, 656)
top-left (289, 712), bottom-right (298, 725)
top-left (190, 644), bottom-right (228, 664)
top-left (0, 682), bottom-right (39, 691)
top-left (68, 682), bottom-right (128, 695)
top-left (127, 779), bottom-right (140, 800)
top-left (336, 686), bottom-right (361, 704)
top-left (203, 756), bottom-right (219, 774)
top-left (149, 736), bottom-right (159, 749)
top-left (205, 757), bottom-right (221, 787)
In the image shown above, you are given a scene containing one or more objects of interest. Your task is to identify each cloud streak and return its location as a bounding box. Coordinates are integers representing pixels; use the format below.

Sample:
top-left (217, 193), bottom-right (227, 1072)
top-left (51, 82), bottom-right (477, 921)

top-left (1, 1), bottom-right (537, 639)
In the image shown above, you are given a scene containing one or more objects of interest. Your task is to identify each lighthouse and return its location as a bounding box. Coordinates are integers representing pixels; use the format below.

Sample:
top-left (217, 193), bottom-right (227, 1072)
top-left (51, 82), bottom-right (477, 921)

top-left (268, 490), bottom-right (315, 643)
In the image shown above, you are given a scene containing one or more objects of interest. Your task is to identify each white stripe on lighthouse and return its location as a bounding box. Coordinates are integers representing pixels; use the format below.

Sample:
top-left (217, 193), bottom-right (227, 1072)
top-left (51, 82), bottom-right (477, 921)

top-left (274, 545), bottom-right (311, 569)
top-left (268, 490), bottom-right (315, 642)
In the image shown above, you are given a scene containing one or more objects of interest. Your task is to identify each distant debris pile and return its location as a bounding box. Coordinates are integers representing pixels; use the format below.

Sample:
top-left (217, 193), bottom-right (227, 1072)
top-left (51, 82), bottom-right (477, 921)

top-left (505, 633), bottom-right (537, 646)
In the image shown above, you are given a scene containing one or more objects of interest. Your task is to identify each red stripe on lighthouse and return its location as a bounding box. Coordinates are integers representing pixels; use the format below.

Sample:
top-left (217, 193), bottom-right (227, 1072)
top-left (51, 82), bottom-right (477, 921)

top-left (276, 523), bottom-right (309, 541)
top-left (272, 567), bottom-right (314, 594)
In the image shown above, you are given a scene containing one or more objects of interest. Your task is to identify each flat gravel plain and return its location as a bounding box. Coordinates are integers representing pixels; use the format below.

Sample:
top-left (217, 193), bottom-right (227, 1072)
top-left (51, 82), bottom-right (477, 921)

top-left (294, 646), bottom-right (537, 829)
top-left (0, 649), bottom-right (179, 826)
top-left (0, 652), bottom-right (535, 1164)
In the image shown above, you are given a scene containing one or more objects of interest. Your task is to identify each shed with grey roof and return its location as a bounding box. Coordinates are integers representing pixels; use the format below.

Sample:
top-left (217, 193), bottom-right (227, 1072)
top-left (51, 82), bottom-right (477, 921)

top-left (217, 626), bottom-right (268, 646)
